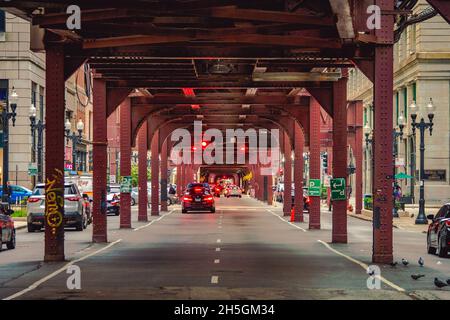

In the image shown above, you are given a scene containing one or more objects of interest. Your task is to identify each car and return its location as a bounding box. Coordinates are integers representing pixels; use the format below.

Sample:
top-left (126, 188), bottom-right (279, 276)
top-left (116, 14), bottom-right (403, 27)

top-left (225, 185), bottom-right (242, 198)
top-left (427, 203), bottom-right (450, 258)
top-left (27, 182), bottom-right (89, 232)
top-left (107, 184), bottom-right (121, 215)
top-left (0, 185), bottom-right (33, 204)
top-left (181, 183), bottom-right (215, 213)
top-left (212, 184), bottom-right (223, 197)
top-left (0, 203), bottom-right (15, 250)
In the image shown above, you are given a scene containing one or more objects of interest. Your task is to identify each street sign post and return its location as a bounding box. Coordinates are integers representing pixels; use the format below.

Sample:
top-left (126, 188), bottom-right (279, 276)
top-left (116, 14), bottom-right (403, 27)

top-left (308, 179), bottom-right (321, 197)
top-left (331, 178), bottom-right (346, 201)
top-left (120, 176), bottom-right (132, 193)
top-left (28, 163), bottom-right (38, 176)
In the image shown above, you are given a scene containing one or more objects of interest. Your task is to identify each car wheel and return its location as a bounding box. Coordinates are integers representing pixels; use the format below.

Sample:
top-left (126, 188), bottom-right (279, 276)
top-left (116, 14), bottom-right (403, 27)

top-left (427, 234), bottom-right (436, 254)
top-left (182, 209), bottom-right (187, 214)
top-left (239, 195), bottom-right (242, 198)
top-left (211, 208), bottom-right (215, 213)
top-left (131, 198), bottom-right (136, 206)
top-left (27, 224), bottom-right (36, 233)
top-left (6, 230), bottom-right (16, 250)
top-left (115, 210), bottom-right (120, 216)
top-left (437, 234), bottom-right (449, 258)
top-left (76, 221), bottom-right (83, 231)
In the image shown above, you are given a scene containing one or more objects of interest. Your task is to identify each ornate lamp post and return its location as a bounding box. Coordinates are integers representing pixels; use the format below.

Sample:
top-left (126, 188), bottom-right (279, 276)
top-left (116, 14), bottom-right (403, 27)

top-left (392, 113), bottom-right (405, 218)
top-left (1, 87), bottom-right (18, 203)
top-left (409, 99), bottom-right (435, 225)
top-left (65, 118), bottom-right (84, 172)
top-left (29, 104), bottom-right (45, 183)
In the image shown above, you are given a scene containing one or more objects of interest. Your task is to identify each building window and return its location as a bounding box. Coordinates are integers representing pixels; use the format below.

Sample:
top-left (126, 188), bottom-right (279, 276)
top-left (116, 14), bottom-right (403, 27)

top-left (39, 86), bottom-right (44, 120)
top-left (403, 87), bottom-right (408, 118)
top-left (0, 10), bottom-right (5, 33)
top-left (395, 91), bottom-right (399, 125)
top-left (31, 82), bottom-right (37, 108)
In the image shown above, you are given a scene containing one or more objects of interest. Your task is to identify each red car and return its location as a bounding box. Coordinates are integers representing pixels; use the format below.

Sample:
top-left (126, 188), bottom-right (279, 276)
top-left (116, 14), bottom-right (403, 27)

top-left (182, 183), bottom-right (216, 213)
top-left (0, 204), bottom-right (16, 250)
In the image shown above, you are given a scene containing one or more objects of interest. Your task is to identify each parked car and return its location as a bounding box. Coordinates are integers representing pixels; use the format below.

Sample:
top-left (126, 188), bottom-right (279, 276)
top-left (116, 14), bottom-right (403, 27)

top-left (107, 184), bottom-right (121, 215)
top-left (0, 185), bottom-right (32, 204)
top-left (27, 182), bottom-right (89, 232)
top-left (182, 183), bottom-right (215, 213)
top-left (0, 203), bottom-right (15, 250)
top-left (427, 203), bottom-right (450, 258)
top-left (225, 185), bottom-right (242, 198)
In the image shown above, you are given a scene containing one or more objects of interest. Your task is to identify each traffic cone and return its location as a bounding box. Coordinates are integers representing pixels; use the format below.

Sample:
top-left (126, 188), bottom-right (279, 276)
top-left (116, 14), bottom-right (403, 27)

top-left (290, 207), bottom-right (295, 222)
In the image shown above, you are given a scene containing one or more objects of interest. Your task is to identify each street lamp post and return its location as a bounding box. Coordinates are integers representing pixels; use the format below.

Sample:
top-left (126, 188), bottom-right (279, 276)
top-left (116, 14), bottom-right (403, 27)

top-left (392, 113), bottom-right (405, 218)
top-left (29, 104), bottom-right (45, 183)
top-left (409, 99), bottom-right (435, 225)
top-left (1, 87), bottom-right (18, 204)
top-left (65, 118), bottom-right (84, 172)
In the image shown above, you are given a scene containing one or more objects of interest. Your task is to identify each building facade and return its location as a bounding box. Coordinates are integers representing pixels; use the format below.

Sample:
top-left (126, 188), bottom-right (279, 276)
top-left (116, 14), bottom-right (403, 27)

top-left (348, 0), bottom-right (450, 204)
top-left (0, 11), bottom-right (93, 189)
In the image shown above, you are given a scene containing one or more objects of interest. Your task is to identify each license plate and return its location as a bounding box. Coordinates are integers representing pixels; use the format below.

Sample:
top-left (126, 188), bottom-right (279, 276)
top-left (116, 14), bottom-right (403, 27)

top-left (195, 198), bottom-right (201, 202)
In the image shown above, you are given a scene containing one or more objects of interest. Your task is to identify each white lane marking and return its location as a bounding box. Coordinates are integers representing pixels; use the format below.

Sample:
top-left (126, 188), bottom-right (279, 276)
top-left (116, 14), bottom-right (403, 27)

top-left (214, 259), bottom-right (220, 264)
top-left (216, 248), bottom-right (221, 252)
top-left (317, 240), bottom-right (405, 292)
top-left (133, 209), bottom-right (174, 231)
top-left (211, 276), bottom-right (219, 284)
top-left (218, 226), bottom-right (222, 229)
top-left (3, 239), bottom-right (122, 300)
top-left (217, 239), bottom-right (221, 243)
top-left (266, 209), bottom-right (307, 232)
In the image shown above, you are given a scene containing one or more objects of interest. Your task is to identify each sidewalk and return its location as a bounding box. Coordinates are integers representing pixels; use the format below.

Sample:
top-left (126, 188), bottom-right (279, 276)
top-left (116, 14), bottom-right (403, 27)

top-left (12, 217), bottom-right (27, 230)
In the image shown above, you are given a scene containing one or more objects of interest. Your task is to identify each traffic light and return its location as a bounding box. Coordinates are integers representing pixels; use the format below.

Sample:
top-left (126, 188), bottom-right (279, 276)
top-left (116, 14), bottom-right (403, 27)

top-left (322, 153), bottom-right (328, 169)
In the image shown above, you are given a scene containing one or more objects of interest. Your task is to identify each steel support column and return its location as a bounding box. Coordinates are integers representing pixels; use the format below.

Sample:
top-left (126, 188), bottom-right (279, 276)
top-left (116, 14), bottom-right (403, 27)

top-left (92, 78), bottom-right (108, 243)
top-left (355, 101), bottom-right (364, 215)
top-left (160, 138), bottom-right (169, 212)
top-left (267, 173), bottom-right (273, 205)
top-left (309, 97), bottom-right (321, 229)
top-left (151, 130), bottom-right (160, 215)
top-left (332, 77), bottom-right (348, 243)
top-left (120, 99), bottom-right (132, 228)
top-left (177, 165), bottom-right (182, 196)
top-left (44, 44), bottom-right (65, 261)
top-left (283, 131), bottom-right (292, 216)
top-left (294, 123), bottom-right (304, 222)
top-left (138, 120), bottom-right (148, 222)
top-left (372, 0), bottom-right (394, 264)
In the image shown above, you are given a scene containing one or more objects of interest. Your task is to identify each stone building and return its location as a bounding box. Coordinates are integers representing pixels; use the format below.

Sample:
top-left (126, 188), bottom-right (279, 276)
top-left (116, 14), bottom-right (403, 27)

top-left (347, 0), bottom-right (450, 204)
top-left (0, 11), bottom-right (93, 189)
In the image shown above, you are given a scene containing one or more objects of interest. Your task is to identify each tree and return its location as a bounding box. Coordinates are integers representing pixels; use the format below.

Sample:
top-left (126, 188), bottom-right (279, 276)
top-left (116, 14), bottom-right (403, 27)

top-left (131, 164), bottom-right (151, 187)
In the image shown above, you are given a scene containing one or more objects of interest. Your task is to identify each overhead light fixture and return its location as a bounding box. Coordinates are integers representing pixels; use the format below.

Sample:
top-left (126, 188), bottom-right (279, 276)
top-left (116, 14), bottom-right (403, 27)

top-left (196, 115), bottom-right (204, 119)
top-left (239, 115), bottom-right (247, 120)
top-left (209, 60), bottom-right (232, 74)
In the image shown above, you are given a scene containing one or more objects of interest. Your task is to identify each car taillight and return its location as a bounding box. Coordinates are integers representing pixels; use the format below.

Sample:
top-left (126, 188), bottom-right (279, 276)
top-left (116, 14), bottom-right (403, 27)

top-left (67, 196), bottom-right (80, 202)
top-left (306, 197), bottom-right (311, 204)
top-left (445, 220), bottom-right (450, 227)
top-left (27, 197), bottom-right (40, 203)
top-left (194, 187), bottom-right (202, 192)
top-left (183, 196), bottom-right (192, 202)
top-left (204, 196), bottom-right (213, 201)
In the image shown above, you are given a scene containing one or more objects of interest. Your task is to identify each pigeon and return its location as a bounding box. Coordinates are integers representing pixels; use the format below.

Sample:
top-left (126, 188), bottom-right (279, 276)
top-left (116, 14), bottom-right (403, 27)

top-left (390, 261), bottom-right (398, 267)
top-left (446, 279), bottom-right (450, 285)
top-left (402, 258), bottom-right (409, 266)
top-left (434, 278), bottom-right (448, 289)
top-left (411, 274), bottom-right (425, 280)
top-left (418, 257), bottom-right (424, 267)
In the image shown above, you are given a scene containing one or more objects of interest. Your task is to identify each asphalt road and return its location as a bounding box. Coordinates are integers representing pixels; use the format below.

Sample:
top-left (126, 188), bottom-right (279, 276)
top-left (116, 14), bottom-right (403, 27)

top-left (1, 196), bottom-right (450, 300)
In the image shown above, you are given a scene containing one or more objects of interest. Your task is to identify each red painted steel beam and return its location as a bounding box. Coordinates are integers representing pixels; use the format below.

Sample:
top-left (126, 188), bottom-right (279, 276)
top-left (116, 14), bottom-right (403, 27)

top-left (151, 130), bottom-right (160, 215)
top-left (294, 122), bottom-right (304, 222)
top-left (138, 120), bottom-right (149, 222)
top-left (372, 0), bottom-right (394, 264)
top-left (44, 44), bottom-right (65, 262)
top-left (427, 0), bottom-right (450, 24)
top-left (120, 98), bottom-right (132, 228)
top-left (283, 131), bottom-right (292, 216)
top-left (309, 97), bottom-right (321, 229)
top-left (92, 78), bottom-right (108, 243)
top-left (332, 77), bottom-right (348, 244)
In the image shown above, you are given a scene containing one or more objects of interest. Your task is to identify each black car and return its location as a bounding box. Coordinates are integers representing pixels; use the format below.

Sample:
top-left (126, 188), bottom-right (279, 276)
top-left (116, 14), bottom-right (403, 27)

top-left (427, 203), bottom-right (450, 257)
top-left (0, 203), bottom-right (16, 250)
top-left (181, 183), bottom-right (215, 213)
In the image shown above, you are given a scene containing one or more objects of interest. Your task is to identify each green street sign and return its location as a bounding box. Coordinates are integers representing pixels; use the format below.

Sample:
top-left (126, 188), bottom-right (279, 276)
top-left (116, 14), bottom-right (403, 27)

top-left (308, 179), bottom-right (321, 197)
top-left (28, 163), bottom-right (38, 176)
top-left (120, 176), bottom-right (132, 193)
top-left (331, 178), bottom-right (346, 201)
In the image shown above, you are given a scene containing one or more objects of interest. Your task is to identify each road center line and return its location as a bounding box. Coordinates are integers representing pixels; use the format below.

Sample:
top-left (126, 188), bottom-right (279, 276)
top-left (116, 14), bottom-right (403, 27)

top-left (214, 259), bottom-right (220, 264)
top-left (317, 240), bottom-right (405, 292)
top-left (216, 248), bottom-right (221, 252)
top-left (217, 239), bottom-right (221, 243)
top-left (266, 209), bottom-right (307, 232)
top-left (133, 209), bottom-right (174, 231)
top-left (3, 239), bottom-right (123, 301)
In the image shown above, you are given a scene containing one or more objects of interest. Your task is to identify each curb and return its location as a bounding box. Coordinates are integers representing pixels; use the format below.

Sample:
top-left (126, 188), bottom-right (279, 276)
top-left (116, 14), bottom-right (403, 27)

top-left (347, 212), bottom-right (401, 229)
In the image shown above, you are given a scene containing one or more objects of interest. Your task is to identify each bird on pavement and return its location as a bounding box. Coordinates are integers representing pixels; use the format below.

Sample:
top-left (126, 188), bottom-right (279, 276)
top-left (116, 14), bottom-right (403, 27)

top-left (390, 261), bottom-right (398, 267)
top-left (446, 279), bottom-right (450, 285)
top-left (418, 257), bottom-right (424, 267)
top-left (434, 278), bottom-right (448, 289)
top-left (402, 258), bottom-right (409, 266)
top-left (411, 274), bottom-right (425, 280)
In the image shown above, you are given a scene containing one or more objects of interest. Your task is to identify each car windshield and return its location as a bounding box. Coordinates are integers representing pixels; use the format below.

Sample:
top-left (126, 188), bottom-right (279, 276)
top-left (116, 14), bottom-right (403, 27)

top-left (33, 185), bottom-right (77, 195)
